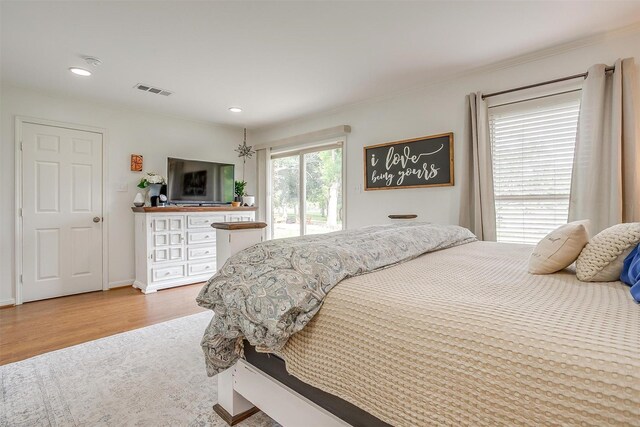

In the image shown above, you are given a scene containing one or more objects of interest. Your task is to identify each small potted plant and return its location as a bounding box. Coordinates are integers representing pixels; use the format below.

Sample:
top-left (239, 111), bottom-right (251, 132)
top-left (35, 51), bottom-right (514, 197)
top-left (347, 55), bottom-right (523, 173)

top-left (232, 180), bottom-right (246, 207)
top-left (138, 172), bottom-right (166, 207)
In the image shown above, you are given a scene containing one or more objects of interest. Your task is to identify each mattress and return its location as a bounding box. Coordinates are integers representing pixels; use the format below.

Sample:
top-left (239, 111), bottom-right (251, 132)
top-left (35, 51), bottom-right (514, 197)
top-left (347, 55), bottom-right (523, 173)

top-left (279, 241), bottom-right (640, 426)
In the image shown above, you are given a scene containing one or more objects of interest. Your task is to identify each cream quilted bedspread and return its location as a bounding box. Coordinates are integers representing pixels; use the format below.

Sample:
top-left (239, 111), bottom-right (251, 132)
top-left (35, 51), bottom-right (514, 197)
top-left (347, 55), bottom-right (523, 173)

top-left (280, 241), bottom-right (640, 426)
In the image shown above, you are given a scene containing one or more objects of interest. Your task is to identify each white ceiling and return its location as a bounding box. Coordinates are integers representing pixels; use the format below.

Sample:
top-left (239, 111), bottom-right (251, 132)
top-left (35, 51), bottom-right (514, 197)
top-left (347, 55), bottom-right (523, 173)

top-left (2, 1), bottom-right (640, 129)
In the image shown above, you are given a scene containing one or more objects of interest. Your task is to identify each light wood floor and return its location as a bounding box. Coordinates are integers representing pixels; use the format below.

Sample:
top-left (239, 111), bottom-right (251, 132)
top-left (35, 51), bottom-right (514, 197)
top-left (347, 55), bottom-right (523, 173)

top-left (0, 284), bottom-right (206, 366)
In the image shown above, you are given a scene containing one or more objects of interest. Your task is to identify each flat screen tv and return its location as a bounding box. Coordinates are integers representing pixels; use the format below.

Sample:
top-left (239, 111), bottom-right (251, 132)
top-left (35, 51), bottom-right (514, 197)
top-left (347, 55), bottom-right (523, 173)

top-left (167, 157), bottom-right (235, 204)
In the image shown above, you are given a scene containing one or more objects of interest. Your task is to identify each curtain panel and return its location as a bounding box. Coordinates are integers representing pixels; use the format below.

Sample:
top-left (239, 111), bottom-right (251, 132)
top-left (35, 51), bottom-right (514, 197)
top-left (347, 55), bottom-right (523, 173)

top-left (460, 92), bottom-right (496, 241)
top-left (569, 58), bottom-right (640, 233)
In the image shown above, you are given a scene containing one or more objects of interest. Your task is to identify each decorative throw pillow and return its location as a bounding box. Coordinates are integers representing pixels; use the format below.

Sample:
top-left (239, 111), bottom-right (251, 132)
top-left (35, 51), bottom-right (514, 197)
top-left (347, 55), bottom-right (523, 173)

top-left (620, 245), bottom-right (640, 302)
top-left (529, 220), bottom-right (590, 275)
top-left (576, 222), bottom-right (640, 282)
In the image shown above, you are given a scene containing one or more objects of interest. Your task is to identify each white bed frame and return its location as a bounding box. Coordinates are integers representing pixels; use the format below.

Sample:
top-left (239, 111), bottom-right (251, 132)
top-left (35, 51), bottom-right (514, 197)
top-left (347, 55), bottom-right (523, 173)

top-left (215, 360), bottom-right (349, 426)
top-left (210, 226), bottom-right (349, 426)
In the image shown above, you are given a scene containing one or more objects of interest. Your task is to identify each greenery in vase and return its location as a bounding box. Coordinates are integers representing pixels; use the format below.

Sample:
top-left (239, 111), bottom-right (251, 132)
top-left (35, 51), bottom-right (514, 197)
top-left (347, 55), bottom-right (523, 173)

top-left (137, 172), bottom-right (166, 189)
top-left (234, 180), bottom-right (247, 198)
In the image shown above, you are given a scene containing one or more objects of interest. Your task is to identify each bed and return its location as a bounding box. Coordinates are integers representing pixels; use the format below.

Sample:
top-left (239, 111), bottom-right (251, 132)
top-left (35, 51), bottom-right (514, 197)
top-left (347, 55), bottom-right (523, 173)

top-left (197, 223), bottom-right (640, 426)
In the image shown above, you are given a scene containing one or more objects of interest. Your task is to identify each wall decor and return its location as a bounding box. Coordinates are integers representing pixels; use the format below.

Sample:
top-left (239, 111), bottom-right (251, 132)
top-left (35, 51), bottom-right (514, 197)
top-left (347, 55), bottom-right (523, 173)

top-left (235, 128), bottom-right (255, 181)
top-left (130, 154), bottom-right (143, 172)
top-left (363, 132), bottom-right (454, 191)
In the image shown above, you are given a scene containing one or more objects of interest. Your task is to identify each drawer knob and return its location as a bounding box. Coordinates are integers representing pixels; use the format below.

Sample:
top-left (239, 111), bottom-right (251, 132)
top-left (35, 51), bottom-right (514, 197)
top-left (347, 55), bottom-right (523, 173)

top-left (165, 272), bottom-right (170, 276)
top-left (205, 266), bottom-right (210, 269)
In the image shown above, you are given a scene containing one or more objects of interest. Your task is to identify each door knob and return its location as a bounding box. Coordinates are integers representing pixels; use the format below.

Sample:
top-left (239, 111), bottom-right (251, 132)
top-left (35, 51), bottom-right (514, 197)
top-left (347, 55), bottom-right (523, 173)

top-left (93, 217), bottom-right (101, 223)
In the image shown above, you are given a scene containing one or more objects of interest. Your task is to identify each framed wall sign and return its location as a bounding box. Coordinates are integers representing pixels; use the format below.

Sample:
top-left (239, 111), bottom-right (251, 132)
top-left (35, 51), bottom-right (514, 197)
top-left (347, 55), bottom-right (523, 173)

top-left (363, 132), bottom-right (454, 191)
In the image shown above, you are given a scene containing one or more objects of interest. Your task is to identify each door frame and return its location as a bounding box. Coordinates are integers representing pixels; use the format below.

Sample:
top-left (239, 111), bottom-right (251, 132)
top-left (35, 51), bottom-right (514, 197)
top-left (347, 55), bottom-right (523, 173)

top-left (14, 116), bottom-right (109, 305)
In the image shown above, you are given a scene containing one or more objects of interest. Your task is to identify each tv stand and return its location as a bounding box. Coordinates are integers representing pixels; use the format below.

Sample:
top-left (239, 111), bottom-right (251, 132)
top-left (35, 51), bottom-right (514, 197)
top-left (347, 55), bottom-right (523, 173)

top-left (169, 202), bottom-right (232, 207)
top-left (131, 206), bottom-right (257, 293)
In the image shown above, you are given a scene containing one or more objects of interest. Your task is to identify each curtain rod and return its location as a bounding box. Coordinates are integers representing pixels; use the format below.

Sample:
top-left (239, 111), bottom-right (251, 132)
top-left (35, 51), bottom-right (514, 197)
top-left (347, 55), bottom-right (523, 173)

top-left (482, 65), bottom-right (615, 100)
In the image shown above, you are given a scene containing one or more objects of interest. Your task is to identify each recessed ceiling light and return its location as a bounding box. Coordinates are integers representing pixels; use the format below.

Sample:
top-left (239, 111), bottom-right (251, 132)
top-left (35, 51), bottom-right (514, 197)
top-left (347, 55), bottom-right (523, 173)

top-left (69, 67), bottom-right (92, 77)
top-left (228, 107), bottom-right (242, 113)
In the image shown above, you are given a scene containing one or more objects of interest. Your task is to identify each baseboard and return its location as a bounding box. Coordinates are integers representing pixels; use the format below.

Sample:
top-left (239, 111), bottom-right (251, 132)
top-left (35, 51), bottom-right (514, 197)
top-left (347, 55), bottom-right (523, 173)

top-left (108, 279), bottom-right (134, 289)
top-left (213, 404), bottom-right (260, 426)
top-left (0, 298), bottom-right (16, 308)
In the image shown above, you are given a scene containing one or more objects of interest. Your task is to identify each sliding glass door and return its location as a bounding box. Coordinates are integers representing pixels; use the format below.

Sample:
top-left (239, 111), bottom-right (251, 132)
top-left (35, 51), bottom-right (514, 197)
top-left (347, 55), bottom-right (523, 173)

top-left (271, 154), bottom-right (301, 238)
top-left (271, 143), bottom-right (344, 239)
top-left (303, 147), bottom-right (342, 235)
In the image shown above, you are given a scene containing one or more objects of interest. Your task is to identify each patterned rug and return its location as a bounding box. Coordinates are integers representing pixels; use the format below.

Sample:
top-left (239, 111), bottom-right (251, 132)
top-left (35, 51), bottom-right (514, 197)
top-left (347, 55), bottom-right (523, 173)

top-left (0, 312), bottom-right (277, 426)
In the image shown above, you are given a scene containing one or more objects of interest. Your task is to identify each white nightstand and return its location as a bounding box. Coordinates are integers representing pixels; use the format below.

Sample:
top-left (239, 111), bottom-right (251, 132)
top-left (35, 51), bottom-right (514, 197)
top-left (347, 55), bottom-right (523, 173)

top-left (210, 220), bottom-right (268, 425)
top-left (211, 221), bottom-right (268, 268)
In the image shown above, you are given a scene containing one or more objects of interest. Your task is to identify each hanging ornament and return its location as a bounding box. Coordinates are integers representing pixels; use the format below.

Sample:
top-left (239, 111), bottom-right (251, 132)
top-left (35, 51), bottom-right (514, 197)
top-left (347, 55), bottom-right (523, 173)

top-left (235, 128), bottom-right (255, 160)
top-left (234, 128), bottom-right (255, 181)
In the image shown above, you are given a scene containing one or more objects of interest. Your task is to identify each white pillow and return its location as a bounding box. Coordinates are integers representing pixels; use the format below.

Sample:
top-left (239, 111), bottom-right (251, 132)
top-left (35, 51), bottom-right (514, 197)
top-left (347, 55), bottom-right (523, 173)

top-left (529, 221), bottom-right (590, 275)
top-left (576, 222), bottom-right (640, 282)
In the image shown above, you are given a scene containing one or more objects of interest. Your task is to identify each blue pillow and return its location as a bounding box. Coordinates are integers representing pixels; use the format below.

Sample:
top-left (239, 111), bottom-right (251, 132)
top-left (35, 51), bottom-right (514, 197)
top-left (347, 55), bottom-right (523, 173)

top-left (620, 244), bottom-right (640, 303)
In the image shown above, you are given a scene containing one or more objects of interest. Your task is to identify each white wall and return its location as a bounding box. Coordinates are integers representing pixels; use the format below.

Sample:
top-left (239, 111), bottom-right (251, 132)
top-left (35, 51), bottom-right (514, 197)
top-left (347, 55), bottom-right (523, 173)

top-left (2, 29), bottom-right (639, 305)
top-left (0, 85), bottom-right (254, 305)
top-left (253, 29), bottom-right (640, 231)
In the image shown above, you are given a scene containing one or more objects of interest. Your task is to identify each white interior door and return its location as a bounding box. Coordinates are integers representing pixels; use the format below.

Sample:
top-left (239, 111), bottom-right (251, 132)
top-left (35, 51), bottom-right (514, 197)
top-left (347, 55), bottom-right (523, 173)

top-left (21, 122), bottom-right (103, 302)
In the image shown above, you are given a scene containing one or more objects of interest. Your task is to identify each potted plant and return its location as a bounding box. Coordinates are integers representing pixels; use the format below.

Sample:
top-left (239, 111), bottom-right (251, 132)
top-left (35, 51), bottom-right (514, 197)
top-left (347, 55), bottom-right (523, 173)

top-left (138, 172), bottom-right (166, 207)
top-left (232, 180), bottom-right (246, 207)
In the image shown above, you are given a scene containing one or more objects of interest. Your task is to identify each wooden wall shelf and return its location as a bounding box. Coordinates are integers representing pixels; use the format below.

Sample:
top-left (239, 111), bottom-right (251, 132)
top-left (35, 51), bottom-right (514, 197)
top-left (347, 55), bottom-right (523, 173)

top-left (388, 214), bottom-right (418, 219)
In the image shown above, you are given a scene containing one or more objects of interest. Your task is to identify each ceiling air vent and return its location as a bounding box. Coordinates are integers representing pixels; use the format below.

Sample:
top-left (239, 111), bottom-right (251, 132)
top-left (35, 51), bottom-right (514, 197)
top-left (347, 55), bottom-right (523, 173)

top-left (134, 83), bottom-right (173, 97)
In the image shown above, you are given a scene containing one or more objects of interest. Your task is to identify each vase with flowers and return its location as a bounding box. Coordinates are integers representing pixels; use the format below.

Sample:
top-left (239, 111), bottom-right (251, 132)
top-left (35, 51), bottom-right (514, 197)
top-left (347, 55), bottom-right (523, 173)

top-left (137, 172), bottom-right (166, 206)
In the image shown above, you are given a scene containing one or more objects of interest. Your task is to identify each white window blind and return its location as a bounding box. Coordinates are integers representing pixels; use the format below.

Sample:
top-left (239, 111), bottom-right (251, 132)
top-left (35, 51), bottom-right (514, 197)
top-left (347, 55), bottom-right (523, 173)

top-left (489, 92), bottom-right (581, 245)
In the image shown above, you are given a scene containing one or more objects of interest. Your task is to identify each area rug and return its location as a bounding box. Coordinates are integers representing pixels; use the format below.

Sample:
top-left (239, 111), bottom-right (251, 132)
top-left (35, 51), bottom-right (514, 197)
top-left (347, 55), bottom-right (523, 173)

top-left (0, 312), bottom-right (277, 426)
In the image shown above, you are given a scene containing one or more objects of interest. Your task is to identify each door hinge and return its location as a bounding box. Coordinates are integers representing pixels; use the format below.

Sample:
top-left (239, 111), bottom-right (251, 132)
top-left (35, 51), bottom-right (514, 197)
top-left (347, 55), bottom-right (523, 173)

top-left (18, 208), bottom-right (22, 217)
top-left (20, 141), bottom-right (23, 151)
top-left (19, 274), bottom-right (23, 283)
top-left (229, 235), bottom-right (231, 243)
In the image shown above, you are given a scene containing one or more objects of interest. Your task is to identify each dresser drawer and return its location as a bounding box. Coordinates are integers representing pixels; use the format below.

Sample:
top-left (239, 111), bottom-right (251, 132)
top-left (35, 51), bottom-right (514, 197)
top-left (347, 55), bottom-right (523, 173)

top-left (153, 232), bottom-right (183, 247)
top-left (153, 247), bottom-right (184, 263)
top-left (188, 230), bottom-right (216, 244)
top-left (225, 214), bottom-right (255, 222)
top-left (151, 264), bottom-right (185, 282)
top-left (187, 215), bottom-right (224, 229)
top-left (152, 216), bottom-right (184, 232)
top-left (188, 260), bottom-right (216, 276)
top-left (188, 245), bottom-right (216, 260)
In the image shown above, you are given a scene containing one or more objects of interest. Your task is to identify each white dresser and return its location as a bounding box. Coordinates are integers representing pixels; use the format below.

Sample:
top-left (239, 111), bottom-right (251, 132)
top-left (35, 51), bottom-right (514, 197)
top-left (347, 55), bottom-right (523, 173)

top-left (132, 207), bottom-right (256, 293)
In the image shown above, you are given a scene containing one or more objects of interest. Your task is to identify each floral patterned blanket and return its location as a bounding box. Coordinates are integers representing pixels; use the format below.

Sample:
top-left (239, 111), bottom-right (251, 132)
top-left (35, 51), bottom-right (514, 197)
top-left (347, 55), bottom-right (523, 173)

top-left (196, 222), bottom-right (477, 375)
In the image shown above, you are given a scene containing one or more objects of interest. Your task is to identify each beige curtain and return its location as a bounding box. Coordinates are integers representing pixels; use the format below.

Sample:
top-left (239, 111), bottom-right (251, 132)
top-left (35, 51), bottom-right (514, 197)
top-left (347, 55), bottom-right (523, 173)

top-left (256, 148), bottom-right (270, 226)
top-left (459, 92), bottom-right (496, 241)
top-left (569, 58), bottom-right (640, 233)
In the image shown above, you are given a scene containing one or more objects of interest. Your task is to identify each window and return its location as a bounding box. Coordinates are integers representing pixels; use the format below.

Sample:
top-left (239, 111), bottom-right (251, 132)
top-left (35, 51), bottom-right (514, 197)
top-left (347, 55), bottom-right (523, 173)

top-left (489, 92), bottom-right (580, 244)
top-left (270, 143), bottom-right (344, 239)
